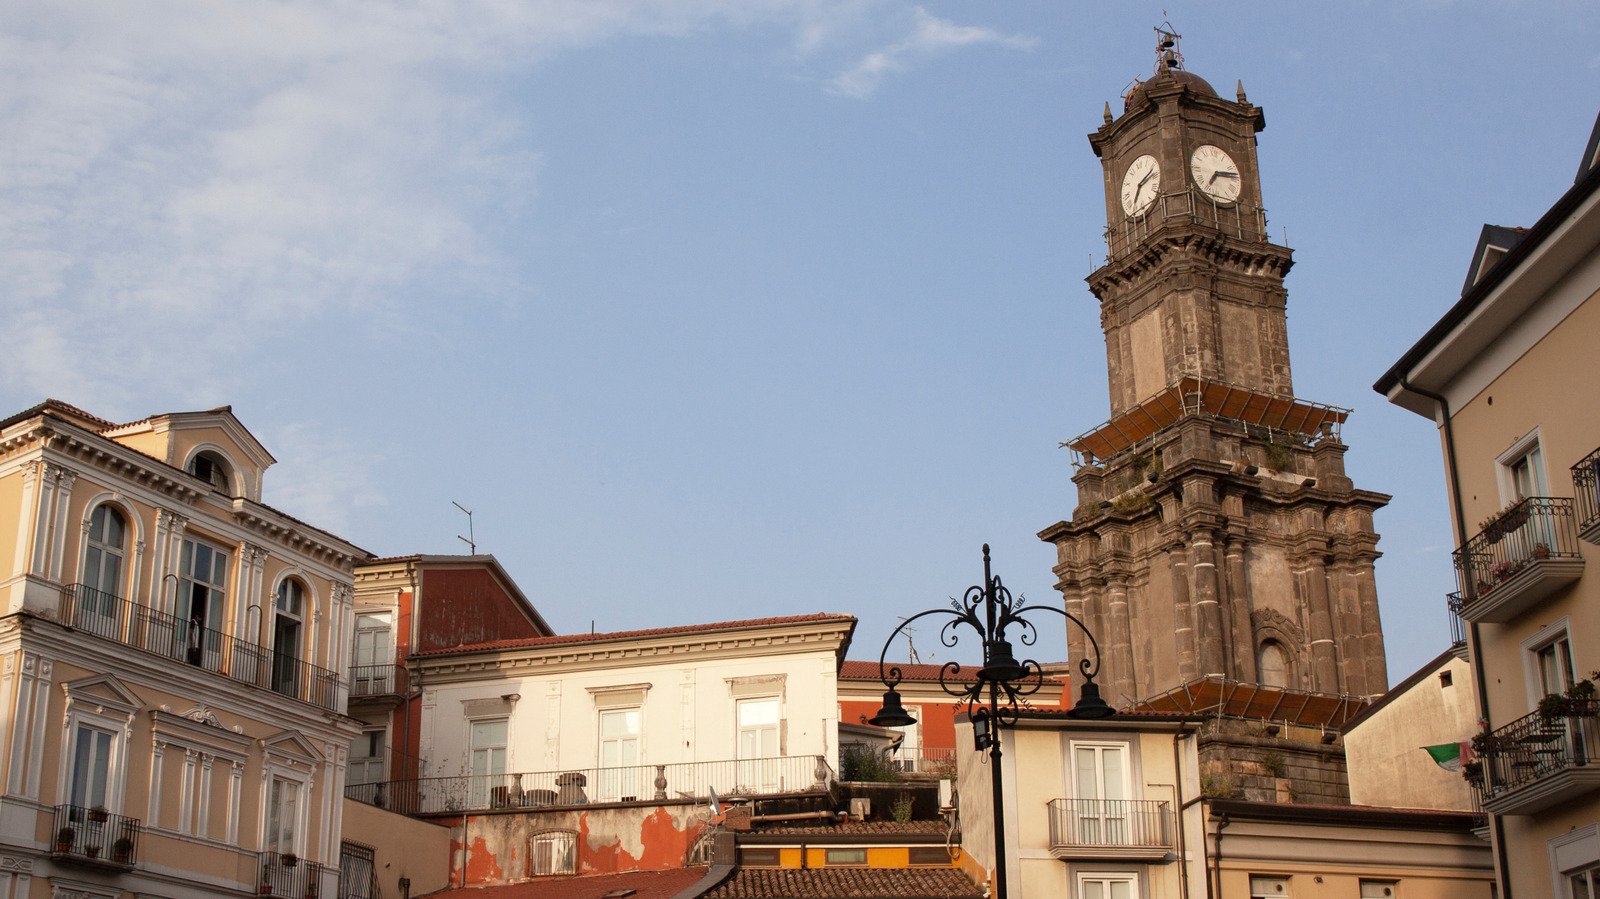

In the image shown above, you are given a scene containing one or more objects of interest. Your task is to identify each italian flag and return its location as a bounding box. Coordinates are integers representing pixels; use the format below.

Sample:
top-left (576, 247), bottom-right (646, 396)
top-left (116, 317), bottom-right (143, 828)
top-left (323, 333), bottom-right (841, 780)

top-left (1423, 741), bottom-right (1474, 772)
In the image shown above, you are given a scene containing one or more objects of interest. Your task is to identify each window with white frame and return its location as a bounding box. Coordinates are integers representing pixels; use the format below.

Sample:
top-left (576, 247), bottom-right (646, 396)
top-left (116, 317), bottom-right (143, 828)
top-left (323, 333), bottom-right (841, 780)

top-left (1497, 428), bottom-right (1549, 504)
top-left (1250, 875), bottom-right (1290, 897)
top-left (1359, 880), bottom-right (1398, 898)
top-left (1523, 619), bottom-right (1581, 713)
top-left (737, 697), bottom-right (780, 759)
top-left (470, 718), bottom-right (508, 807)
top-left (266, 776), bottom-right (301, 856)
top-left (1078, 872), bottom-right (1137, 899)
top-left (1071, 741), bottom-right (1130, 845)
top-left (353, 611), bottom-right (394, 693)
top-left (81, 504), bottom-right (127, 608)
top-left (58, 675), bottom-right (139, 815)
top-left (1569, 864), bottom-right (1599, 899)
top-left (531, 831), bottom-right (576, 876)
top-left (349, 730), bottom-right (386, 786)
top-left (272, 578), bottom-right (307, 697)
top-left (187, 451), bottom-right (233, 494)
top-left (68, 723), bottom-right (116, 810)
top-left (597, 709), bottom-right (641, 801)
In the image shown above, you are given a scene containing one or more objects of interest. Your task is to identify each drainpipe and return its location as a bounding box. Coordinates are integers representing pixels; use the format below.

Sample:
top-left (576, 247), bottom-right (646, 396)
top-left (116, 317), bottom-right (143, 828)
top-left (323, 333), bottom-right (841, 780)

top-left (1172, 728), bottom-right (1191, 899)
top-left (1396, 375), bottom-right (1512, 899)
top-left (1208, 809), bottom-right (1227, 899)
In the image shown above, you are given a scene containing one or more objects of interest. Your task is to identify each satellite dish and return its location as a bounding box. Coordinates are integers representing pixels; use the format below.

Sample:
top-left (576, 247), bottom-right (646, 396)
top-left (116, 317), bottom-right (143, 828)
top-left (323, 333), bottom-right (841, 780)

top-left (708, 785), bottom-right (721, 816)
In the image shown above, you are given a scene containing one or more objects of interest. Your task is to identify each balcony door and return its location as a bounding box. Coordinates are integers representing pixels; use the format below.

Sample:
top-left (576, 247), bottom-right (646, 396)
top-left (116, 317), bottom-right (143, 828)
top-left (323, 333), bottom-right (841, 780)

top-left (177, 539), bottom-right (228, 670)
top-left (736, 698), bottom-right (782, 792)
top-left (598, 709), bottom-right (641, 801)
top-left (352, 612), bottom-right (393, 694)
top-left (79, 505), bottom-right (126, 633)
top-left (1072, 742), bottom-right (1130, 845)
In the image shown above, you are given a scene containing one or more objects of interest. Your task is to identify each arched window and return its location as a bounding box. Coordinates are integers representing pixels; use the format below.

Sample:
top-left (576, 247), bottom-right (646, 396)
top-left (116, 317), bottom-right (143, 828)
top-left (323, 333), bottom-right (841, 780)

top-left (271, 579), bottom-right (306, 698)
top-left (187, 451), bottom-right (232, 494)
top-left (1258, 641), bottom-right (1290, 688)
top-left (81, 505), bottom-right (126, 603)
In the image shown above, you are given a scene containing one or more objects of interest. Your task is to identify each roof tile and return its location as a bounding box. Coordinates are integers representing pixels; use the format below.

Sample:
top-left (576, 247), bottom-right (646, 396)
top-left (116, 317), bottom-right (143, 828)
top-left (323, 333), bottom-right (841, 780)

top-left (415, 614), bottom-right (855, 657)
top-left (705, 867), bottom-right (982, 898)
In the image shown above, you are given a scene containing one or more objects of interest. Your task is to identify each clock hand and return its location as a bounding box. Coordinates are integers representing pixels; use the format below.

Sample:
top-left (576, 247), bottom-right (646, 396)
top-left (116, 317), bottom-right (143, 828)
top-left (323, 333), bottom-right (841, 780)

top-left (1214, 171), bottom-right (1239, 179)
top-left (1137, 171), bottom-right (1154, 190)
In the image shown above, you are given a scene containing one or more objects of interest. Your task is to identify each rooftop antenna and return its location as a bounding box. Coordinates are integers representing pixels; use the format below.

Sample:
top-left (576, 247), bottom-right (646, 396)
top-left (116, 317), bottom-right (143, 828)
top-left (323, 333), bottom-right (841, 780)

top-left (1154, 19), bottom-right (1183, 74)
top-left (453, 501), bottom-right (476, 555)
top-left (896, 616), bottom-right (926, 664)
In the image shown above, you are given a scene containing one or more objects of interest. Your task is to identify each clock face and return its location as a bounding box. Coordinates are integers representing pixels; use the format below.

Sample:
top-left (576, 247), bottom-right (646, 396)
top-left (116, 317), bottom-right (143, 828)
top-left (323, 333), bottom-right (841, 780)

top-left (1120, 155), bottom-right (1161, 217)
top-left (1190, 145), bottom-right (1242, 203)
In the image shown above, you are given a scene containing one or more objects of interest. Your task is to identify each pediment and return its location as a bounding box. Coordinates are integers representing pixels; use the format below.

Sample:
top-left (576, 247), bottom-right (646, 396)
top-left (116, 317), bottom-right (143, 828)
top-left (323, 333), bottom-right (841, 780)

top-left (61, 674), bottom-right (141, 718)
top-left (262, 729), bottom-right (323, 767)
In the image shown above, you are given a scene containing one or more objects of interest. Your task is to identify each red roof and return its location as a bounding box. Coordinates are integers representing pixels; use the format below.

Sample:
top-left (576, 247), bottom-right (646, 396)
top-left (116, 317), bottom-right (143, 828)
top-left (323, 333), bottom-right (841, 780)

top-left (430, 868), bottom-right (706, 899)
top-left (704, 868), bottom-right (982, 898)
top-left (414, 614), bottom-right (856, 657)
top-left (752, 821), bottom-right (949, 836)
top-left (840, 661), bottom-right (979, 683)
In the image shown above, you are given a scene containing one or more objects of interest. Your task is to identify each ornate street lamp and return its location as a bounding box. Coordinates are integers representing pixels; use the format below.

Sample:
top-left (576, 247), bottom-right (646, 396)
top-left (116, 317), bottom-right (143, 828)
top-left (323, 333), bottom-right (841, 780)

top-left (870, 544), bottom-right (1112, 899)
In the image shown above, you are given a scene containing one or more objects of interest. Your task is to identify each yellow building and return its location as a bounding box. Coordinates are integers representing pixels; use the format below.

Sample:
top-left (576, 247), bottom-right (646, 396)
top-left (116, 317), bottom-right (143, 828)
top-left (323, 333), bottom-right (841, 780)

top-left (0, 400), bottom-right (367, 899)
top-left (1377, 110), bottom-right (1600, 897)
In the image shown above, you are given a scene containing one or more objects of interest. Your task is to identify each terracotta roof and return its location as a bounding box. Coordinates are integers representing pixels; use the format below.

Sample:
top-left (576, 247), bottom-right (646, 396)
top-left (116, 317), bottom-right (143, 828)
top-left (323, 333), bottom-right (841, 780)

top-left (703, 867), bottom-right (982, 899)
top-left (429, 868), bottom-right (706, 899)
top-left (750, 821), bottom-right (948, 836)
top-left (414, 614), bottom-right (856, 657)
top-left (840, 662), bottom-right (979, 683)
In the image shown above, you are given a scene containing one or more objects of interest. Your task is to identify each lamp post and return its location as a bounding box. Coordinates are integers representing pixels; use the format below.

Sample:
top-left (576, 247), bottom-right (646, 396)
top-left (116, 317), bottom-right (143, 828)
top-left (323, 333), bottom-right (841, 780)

top-left (869, 544), bottom-right (1113, 899)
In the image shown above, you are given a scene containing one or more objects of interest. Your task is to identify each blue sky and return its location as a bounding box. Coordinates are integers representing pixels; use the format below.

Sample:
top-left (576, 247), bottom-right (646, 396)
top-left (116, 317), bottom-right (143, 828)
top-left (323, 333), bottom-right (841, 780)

top-left (3, 1), bottom-right (1597, 688)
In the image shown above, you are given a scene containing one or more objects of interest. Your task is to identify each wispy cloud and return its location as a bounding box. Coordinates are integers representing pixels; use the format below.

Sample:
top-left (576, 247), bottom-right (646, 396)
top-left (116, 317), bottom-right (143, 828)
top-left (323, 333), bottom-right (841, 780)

top-left (264, 421), bottom-right (388, 539)
top-left (828, 7), bottom-right (1036, 99)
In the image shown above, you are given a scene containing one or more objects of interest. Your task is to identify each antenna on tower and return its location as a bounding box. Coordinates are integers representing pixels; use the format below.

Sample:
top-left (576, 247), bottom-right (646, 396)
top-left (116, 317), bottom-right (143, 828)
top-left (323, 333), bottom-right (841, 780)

top-left (1154, 20), bottom-right (1183, 73)
top-left (897, 617), bottom-right (922, 664)
top-left (453, 501), bottom-right (476, 555)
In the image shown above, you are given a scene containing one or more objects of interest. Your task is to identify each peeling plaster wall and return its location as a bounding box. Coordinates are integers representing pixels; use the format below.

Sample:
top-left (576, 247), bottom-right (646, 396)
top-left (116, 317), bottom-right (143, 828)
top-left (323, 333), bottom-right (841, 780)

top-left (449, 805), bottom-right (708, 885)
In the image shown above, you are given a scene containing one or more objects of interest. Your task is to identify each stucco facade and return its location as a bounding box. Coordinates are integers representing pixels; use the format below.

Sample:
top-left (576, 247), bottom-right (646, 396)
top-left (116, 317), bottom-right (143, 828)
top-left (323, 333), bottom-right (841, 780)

top-left (1343, 651), bottom-right (1479, 812)
top-left (0, 401), bottom-right (367, 899)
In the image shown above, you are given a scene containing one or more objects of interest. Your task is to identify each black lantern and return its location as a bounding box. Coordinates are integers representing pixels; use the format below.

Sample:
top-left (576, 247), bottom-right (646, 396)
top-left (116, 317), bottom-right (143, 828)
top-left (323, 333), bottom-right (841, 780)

top-left (869, 545), bottom-right (1113, 899)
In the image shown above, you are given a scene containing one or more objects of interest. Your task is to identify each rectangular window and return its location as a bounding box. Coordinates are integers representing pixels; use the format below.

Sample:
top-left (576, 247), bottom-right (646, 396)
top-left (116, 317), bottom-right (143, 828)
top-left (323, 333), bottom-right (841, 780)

top-left (349, 730), bottom-right (386, 786)
top-left (470, 719), bottom-right (508, 807)
top-left (1072, 742), bottom-right (1130, 845)
top-left (267, 777), bottom-right (301, 855)
top-left (737, 698), bottom-right (780, 758)
top-left (824, 848), bottom-right (866, 866)
top-left (531, 831), bottom-right (576, 876)
top-left (1078, 873), bottom-right (1136, 899)
top-left (353, 612), bottom-right (394, 694)
top-left (739, 847), bottom-right (782, 867)
top-left (1538, 636), bottom-right (1577, 698)
top-left (177, 539), bottom-right (229, 669)
top-left (1359, 881), bottom-right (1398, 898)
top-left (340, 841), bottom-right (376, 899)
top-left (69, 724), bottom-right (114, 809)
top-left (598, 709), bottom-right (641, 801)
top-left (908, 846), bottom-right (952, 866)
top-left (1570, 864), bottom-right (1599, 899)
top-left (1250, 876), bottom-right (1291, 898)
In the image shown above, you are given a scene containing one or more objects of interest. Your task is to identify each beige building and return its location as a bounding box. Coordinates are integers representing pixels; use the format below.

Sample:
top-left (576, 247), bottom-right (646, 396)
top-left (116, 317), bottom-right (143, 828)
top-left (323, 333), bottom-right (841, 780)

top-left (0, 400), bottom-right (367, 899)
top-left (1342, 650), bottom-right (1479, 813)
top-left (1377, 110), bottom-right (1600, 897)
top-left (955, 709), bottom-right (1209, 899)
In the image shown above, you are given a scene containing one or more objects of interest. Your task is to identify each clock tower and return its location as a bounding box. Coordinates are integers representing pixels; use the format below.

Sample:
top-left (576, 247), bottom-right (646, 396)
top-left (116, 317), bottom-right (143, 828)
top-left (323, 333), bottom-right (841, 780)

top-left (1040, 32), bottom-right (1391, 789)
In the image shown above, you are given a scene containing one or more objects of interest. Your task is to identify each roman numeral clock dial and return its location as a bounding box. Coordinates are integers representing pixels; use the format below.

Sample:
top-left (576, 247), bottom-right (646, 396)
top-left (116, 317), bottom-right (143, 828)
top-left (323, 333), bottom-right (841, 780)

top-left (1190, 144), bottom-right (1241, 203)
top-left (1120, 154), bottom-right (1161, 217)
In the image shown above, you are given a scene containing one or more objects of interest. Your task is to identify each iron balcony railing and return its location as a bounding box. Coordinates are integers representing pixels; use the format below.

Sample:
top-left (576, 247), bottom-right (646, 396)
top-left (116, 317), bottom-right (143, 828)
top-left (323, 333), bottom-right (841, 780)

top-left (889, 747), bottom-right (957, 777)
top-left (1103, 186), bottom-right (1271, 262)
top-left (347, 755), bottom-right (833, 816)
top-left (1476, 699), bottom-right (1600, 803)
top-left (1452, 497), bottom-right (1581, 603)
top-left (259, 851), bottom-right (333, 899)
top-left (1047, 798), bottom-right (1174, 850)
top-left (1573, 447), bottom-right (1600, 540)
top-left (51, 804), bottom-right (141, 868)
top-left (1447, 592), bottom-right (1468, 648)
top-left (348, 663), bottom-right (406, 699)
top-left (59, 584), bottom-right (343, 712)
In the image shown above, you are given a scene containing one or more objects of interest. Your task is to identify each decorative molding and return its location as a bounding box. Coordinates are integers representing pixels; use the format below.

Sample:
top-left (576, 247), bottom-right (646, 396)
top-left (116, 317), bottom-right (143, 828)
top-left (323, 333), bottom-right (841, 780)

top-left (0, 855), bottom-right (32, 872)
top-left (177, 704), bottom-right (225, 728)
top-left (1250, 607), bottom-right (1305, 648)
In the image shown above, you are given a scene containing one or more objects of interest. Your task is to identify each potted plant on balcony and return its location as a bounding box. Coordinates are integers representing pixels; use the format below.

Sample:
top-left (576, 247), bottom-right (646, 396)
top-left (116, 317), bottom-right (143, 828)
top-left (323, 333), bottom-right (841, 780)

top-left (1479, 503), bottom-right (1530, 543)
top-left (87, 805), bottom-right (109, 823)
top-left (55, 827), bottom-right (75, 853)
top-left (84, 843), bottom-right (101, 859)
top-left (280, 853), bottom-right (298, 868)
top-left (1533, 542), bottom-right (1552, 560)
top-left (112, 836), bottom-right (134, 864)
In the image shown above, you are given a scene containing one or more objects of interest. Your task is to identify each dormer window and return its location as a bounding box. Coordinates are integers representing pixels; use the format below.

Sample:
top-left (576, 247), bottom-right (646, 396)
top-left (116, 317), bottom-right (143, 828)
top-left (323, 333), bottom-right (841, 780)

top-left (188, 452), bottom-right (232, 493)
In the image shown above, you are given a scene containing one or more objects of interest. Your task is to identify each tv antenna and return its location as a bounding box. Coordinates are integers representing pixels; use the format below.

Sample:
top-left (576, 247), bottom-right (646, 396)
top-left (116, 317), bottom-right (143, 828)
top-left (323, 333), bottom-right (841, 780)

top-left (453, 501), bottom-right (476, 555)
top-left (897, 617), bottom-right (922, 664)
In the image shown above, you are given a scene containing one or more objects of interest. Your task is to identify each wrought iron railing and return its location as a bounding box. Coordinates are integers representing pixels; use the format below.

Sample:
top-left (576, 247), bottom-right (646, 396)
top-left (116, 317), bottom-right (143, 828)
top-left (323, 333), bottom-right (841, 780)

top-left (1103, 186), bottom-right (1271, 261)
top-left (1452, 497), bottom-right (1580, 603)
top-left (51, 804), bottom-right (140, 867)
top-left (1447, 592), bottom-right (1468, 648)
top-left (259, 851), bottom-right (332, 898)
top-left (348, 664), bottom-right (406, 699)
top-left (1476, 700), bottom-right (1600, 802)
top-left (889, 747), bottom-right (957, 777)
top-left (346, 755), bottom-right (833, 815)
top-left (1574, 447), bottom-right (1600, 538)
top-left (338, 842), bottom-right (378, 899)
top-left (59, 584), bottom-right (343, 712)
top-left (1047, 798), bottom-right (1174, 849)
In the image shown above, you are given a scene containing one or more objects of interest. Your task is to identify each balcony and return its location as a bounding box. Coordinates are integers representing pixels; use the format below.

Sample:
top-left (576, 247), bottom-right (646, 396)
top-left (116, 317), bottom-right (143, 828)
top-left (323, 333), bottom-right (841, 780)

top-left (1446, 592), bottom-right (1469, 661)
top-left (1452, 497), bottom-right (1584, 623)
top-left (1047, 798), bottom-right (1174, 861)
top-left (348, 663), bottom-right (407, 702)
top-left (1474, 700), bottom-right (1600, 816)
top-left (1573, 447), bottom-right (1600, 544)
top-left (346, 755), bottom-right (834, 816)
top-left (259, 851), bottom-right (334, 899)
top-left (51, 805), bottom-right (140, 870)
top-left (59, 584), bottom-right (344, 712)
